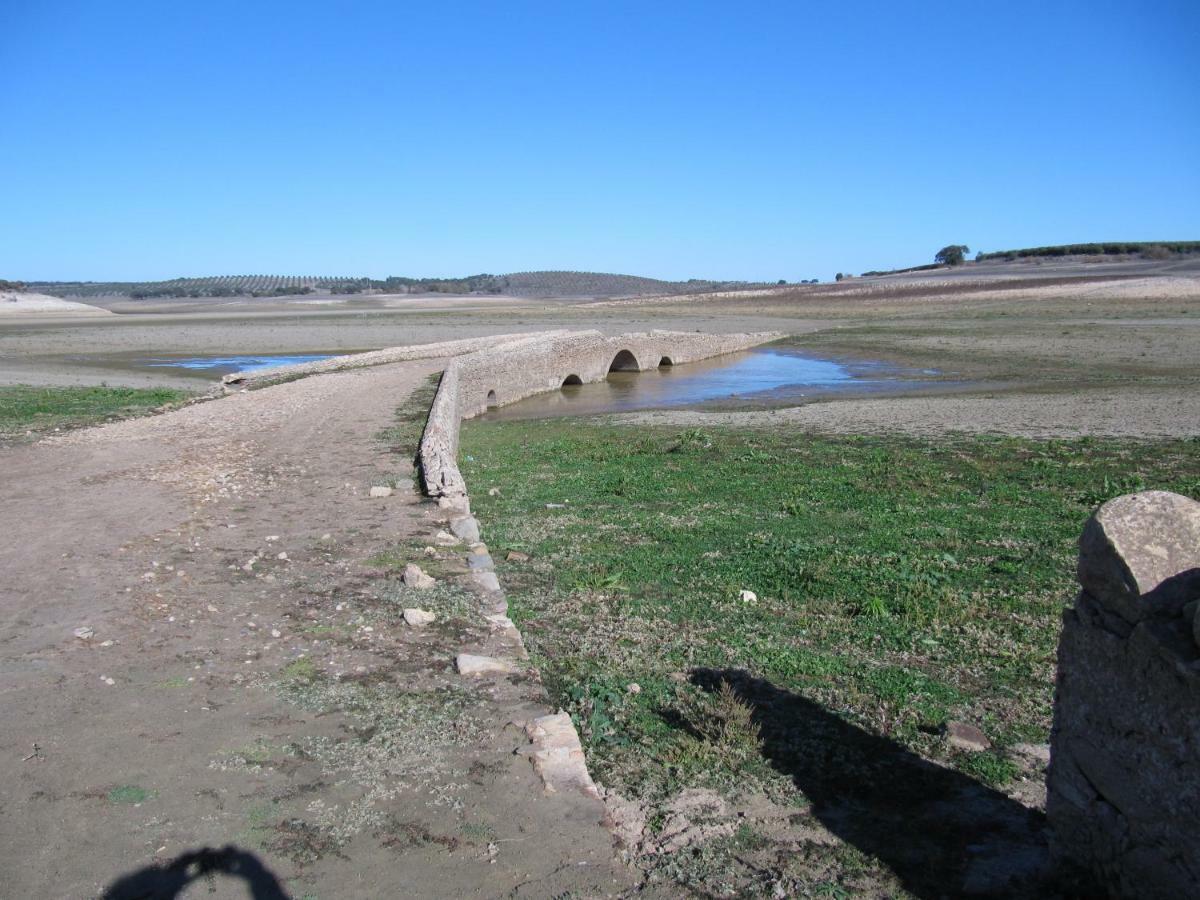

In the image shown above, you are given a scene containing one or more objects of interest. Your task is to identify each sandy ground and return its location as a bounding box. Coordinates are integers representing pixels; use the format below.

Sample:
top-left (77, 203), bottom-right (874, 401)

top-left (621, 385), bottom-right (1200, 439)
top-left (0, 291), bottom-right (113, 316)
top-left (0, 362), bottom-right (633, 899)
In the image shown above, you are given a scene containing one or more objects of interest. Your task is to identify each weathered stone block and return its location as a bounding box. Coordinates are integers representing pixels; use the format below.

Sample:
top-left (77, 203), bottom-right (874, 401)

top-left (466, 551), bottom-right (493, 571)
top-left (402, 563), bottom-right (436, 589)
top-left (473, 571), bottom-right (501, 593)
top-left (1048, 490), bottom-right (1200, 898)
top-left (523, 712), bottom-right (600, 798)
top-left (455, 653), bottom-right (515, 676)
top-left (402, 607), bottom-right (436, 627)
top-left (449, 516), bottom-right (481, 544)
top-left (1077, 490), bottom-right (1200, 624)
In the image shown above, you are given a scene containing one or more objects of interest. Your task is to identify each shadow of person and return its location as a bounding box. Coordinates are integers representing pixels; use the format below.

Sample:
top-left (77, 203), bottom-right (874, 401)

top-left (102, 845), bottom-right (289, 900)
top-left (689, 668), bottom-right (1052, 898)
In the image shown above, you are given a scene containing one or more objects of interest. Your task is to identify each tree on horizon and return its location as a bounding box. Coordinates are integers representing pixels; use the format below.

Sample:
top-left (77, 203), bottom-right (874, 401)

top-left (935, 245), bottom-right (970, 266)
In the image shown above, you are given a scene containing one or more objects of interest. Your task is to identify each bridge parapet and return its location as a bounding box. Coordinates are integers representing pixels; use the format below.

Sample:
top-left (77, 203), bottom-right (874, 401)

top-left (419, 330), bottom-right (780, 498)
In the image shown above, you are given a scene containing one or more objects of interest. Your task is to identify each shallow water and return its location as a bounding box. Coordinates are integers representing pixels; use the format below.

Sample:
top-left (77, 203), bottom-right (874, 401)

top-left (484, 348), bottom-right (942, 420)
top-left (138, 353), bottom-right (335, 375)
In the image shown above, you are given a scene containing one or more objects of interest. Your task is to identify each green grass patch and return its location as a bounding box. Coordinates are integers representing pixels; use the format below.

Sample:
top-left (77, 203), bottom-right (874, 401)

top-left (0, 384), bottom-right (190, 439)
top-left (280, 657), bottom-right (319, 684)
top-left (460, 420), bottom-right (1199, 892)
top-left (107, 784), bottom-right (156, 805)
top-left (235, 740), bottom-right (274, 765)
top-left (460, 822), bottom-right (496, 842)
top-left (460, 420), bottom-right (1200, 803)
top-left (363, 548), bottom-right (411, 571)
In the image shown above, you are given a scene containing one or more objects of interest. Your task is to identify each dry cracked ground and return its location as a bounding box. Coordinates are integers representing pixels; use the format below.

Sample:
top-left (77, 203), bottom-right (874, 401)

top-left (0, 361), bottom-right (634, 899)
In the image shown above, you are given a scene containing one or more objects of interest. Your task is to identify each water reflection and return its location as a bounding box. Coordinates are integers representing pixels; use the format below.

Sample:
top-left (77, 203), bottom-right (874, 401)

top-left (486, 348), bottom-right (926, 420)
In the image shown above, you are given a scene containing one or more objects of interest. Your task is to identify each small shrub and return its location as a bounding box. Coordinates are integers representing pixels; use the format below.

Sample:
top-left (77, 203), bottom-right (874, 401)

top-left (280, 657), bottom-right (319, 684)
top-left (691, 680), bottom-right (763, 763)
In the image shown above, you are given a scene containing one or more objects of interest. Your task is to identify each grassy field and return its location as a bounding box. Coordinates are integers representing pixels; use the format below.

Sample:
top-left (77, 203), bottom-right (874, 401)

top-left (460, 419), bottom-right (1200, 895)
top-left (0, 384), bottom-right (190, 440)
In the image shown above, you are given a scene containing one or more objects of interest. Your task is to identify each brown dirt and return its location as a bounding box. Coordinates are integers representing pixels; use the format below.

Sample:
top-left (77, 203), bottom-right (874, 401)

top-left (0, 362), bottom-right (633, 898)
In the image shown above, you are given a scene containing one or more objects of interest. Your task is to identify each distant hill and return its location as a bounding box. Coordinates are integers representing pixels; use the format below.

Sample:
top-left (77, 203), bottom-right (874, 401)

top-left (26, 271), bottom-right (758, 300)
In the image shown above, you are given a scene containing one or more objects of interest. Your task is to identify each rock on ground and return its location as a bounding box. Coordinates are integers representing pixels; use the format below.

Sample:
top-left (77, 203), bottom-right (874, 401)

top-left (945, 721), bottom-right (992, 753)
top-left (402, 608), bottom-right (436, 627)
top-left (456, 653), bottom-right (516, 676)
top-left (402, 563), bottom-right (436, 589)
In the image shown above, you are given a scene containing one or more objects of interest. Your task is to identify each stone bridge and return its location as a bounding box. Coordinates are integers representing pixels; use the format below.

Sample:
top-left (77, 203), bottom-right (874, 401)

top-left (419, 329), bottom-right (780, 499)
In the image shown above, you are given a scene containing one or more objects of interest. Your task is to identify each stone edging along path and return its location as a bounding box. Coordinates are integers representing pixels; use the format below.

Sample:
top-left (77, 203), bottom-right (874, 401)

top-left (416, 329), bottom-right (780, 795)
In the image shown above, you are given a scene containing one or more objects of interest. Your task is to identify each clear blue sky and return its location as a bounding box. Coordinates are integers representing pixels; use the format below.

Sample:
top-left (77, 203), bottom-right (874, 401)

top-left (2, 1), bottom-right (1197, 282)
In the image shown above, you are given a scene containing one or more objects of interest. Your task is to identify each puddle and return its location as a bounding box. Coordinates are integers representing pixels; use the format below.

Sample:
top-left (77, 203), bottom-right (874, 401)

top-left (136, 354), bottom-right (336, 376)
top-left (484, 347), bottom-right (948, 421)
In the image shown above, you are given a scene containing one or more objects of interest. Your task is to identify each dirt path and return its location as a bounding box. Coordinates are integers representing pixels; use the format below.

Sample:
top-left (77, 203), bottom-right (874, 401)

top-left (0, 363), bottom-right (631, 898)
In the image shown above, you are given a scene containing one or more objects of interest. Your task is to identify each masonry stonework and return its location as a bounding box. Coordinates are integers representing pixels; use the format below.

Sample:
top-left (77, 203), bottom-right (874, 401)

top-left (1047, 490), bottom-right (1200, 898)
top-left (418, 329), bottom-right (779, 500)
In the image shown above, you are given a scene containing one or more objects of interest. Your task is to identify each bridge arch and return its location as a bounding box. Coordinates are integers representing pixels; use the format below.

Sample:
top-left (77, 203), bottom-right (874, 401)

top-left (608, 349), bottom-right (640, 373)
top-left (659, 355), bottom-right (673, 367)
top-left (486, 389), bottom-right (498, 408)
top-left (562, 374), bottom-right (583, 386)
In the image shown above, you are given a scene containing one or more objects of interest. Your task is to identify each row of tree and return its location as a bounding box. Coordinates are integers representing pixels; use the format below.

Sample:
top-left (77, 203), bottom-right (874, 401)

top-left (977, 241), bottom-right (1200, 260)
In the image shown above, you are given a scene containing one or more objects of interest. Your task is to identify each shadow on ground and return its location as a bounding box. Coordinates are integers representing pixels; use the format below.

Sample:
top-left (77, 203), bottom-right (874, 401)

top-left (101, 845), bottom-right (288, 900)
top-left (690, 668), bottom-right (1054, 898)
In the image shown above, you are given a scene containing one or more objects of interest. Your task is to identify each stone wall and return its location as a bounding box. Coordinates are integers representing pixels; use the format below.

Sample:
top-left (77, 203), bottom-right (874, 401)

top-left (1047, 490), bottom-right (1200, 897)
top-left (418, 329), bottom-right (779, 500)
top-left (452, 329), bottom-right (779, 418)
top-left (222, 330), bottom-right (573, 390)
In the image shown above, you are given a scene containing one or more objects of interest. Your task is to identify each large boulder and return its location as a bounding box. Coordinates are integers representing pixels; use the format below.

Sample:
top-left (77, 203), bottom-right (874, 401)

top-left (1048, 489), bottom-right (1200, 897)
top-left (1077, 491), bottom-right (1200, 625)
